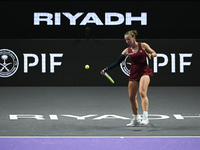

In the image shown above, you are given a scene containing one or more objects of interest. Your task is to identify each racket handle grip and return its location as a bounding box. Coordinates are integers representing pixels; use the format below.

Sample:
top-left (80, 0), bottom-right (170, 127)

top-left (100, 68), bottom-right (107, 75)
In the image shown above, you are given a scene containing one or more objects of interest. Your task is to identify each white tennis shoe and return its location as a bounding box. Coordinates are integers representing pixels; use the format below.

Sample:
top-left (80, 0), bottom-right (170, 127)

top-left (126, 115), bottom-right (142, 127)
top-left (141, 116), bottom-right (149, 125)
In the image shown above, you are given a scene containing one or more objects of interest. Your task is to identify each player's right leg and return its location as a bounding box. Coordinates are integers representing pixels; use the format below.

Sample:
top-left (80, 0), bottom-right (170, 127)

top-left (126, 80), bottom-right (142, 127)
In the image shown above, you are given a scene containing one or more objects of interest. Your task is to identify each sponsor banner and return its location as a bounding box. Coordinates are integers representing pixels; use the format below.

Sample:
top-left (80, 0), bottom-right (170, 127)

top-left (0, 39), bottom-right (199, 86)
top-left (0, 1), bottom-right (199, 39)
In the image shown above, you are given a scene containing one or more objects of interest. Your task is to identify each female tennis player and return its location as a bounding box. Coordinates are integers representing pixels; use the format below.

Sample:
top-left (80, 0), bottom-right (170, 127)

top-left (101, 30), bottom-right (157, 126)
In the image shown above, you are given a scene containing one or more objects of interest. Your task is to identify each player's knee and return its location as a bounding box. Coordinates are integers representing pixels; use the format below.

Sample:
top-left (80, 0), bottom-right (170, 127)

top-left (139, 90), bottom-right (146, 99)
top-left (129, 94), bottom-right (137, 102)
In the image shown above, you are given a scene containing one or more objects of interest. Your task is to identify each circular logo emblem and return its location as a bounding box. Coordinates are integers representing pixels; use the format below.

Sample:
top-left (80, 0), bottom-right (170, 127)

top-left (0, 49), bottom-right (19, 78)
top-left (120, 55), bottom-right (131, 76)
top-left (120, 55), bottom-right (149, 76)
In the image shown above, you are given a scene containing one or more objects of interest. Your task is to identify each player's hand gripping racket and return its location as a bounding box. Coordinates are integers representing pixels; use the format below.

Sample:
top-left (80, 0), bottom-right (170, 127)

top-left (103, 72), bottom-right (115, 84)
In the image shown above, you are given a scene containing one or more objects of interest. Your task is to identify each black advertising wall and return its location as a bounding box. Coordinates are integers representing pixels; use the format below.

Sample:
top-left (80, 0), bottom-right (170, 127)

top-left (0, 1), bottom-right (199, 86)
top-left (0, 1), bottom-right (199, 39)
top-left (0, 39), bottom-right (198, 86)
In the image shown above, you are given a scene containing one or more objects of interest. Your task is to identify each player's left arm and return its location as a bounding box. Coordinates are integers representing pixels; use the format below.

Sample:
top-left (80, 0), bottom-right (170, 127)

top-left (141, 42), bottom-right (157, 59)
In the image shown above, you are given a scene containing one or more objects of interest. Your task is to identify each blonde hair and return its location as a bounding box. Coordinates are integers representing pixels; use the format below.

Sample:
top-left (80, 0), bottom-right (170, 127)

top-left (124, 30), bottom-right (138, 37)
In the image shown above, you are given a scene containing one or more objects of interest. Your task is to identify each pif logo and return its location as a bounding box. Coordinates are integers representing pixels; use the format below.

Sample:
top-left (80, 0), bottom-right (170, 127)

top-left (120, 53), bottom-right (193, 75)
top-left (0, 49), bottom-right (19, 78)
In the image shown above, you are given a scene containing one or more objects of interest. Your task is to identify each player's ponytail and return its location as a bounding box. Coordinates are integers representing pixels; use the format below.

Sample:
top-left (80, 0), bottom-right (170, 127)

top-left (125, 30), bottom-right (138, 37)
top-left (131, 30), bottom-right (137, 36)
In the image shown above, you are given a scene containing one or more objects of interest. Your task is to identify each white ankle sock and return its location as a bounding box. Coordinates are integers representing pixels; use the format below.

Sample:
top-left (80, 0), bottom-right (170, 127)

top-left (143, 111), bottom-right (148, 117)
top-left (133, 114), bottom-right (140, 119)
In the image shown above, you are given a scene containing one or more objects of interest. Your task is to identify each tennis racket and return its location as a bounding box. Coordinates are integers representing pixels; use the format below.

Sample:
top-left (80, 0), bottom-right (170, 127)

top-left (104, 72), bottom-right (115, 84)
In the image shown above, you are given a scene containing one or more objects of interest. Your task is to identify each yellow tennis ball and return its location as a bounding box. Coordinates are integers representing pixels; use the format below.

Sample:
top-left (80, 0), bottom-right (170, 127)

top-left (85, 65), bottom-right (90, 69)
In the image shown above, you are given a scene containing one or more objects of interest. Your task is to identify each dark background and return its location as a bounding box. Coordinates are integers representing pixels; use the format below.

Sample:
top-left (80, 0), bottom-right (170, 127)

top-left (0, 1), bottom-right (199, 86)
top-left (0, 1), bottom-right (199, 39)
